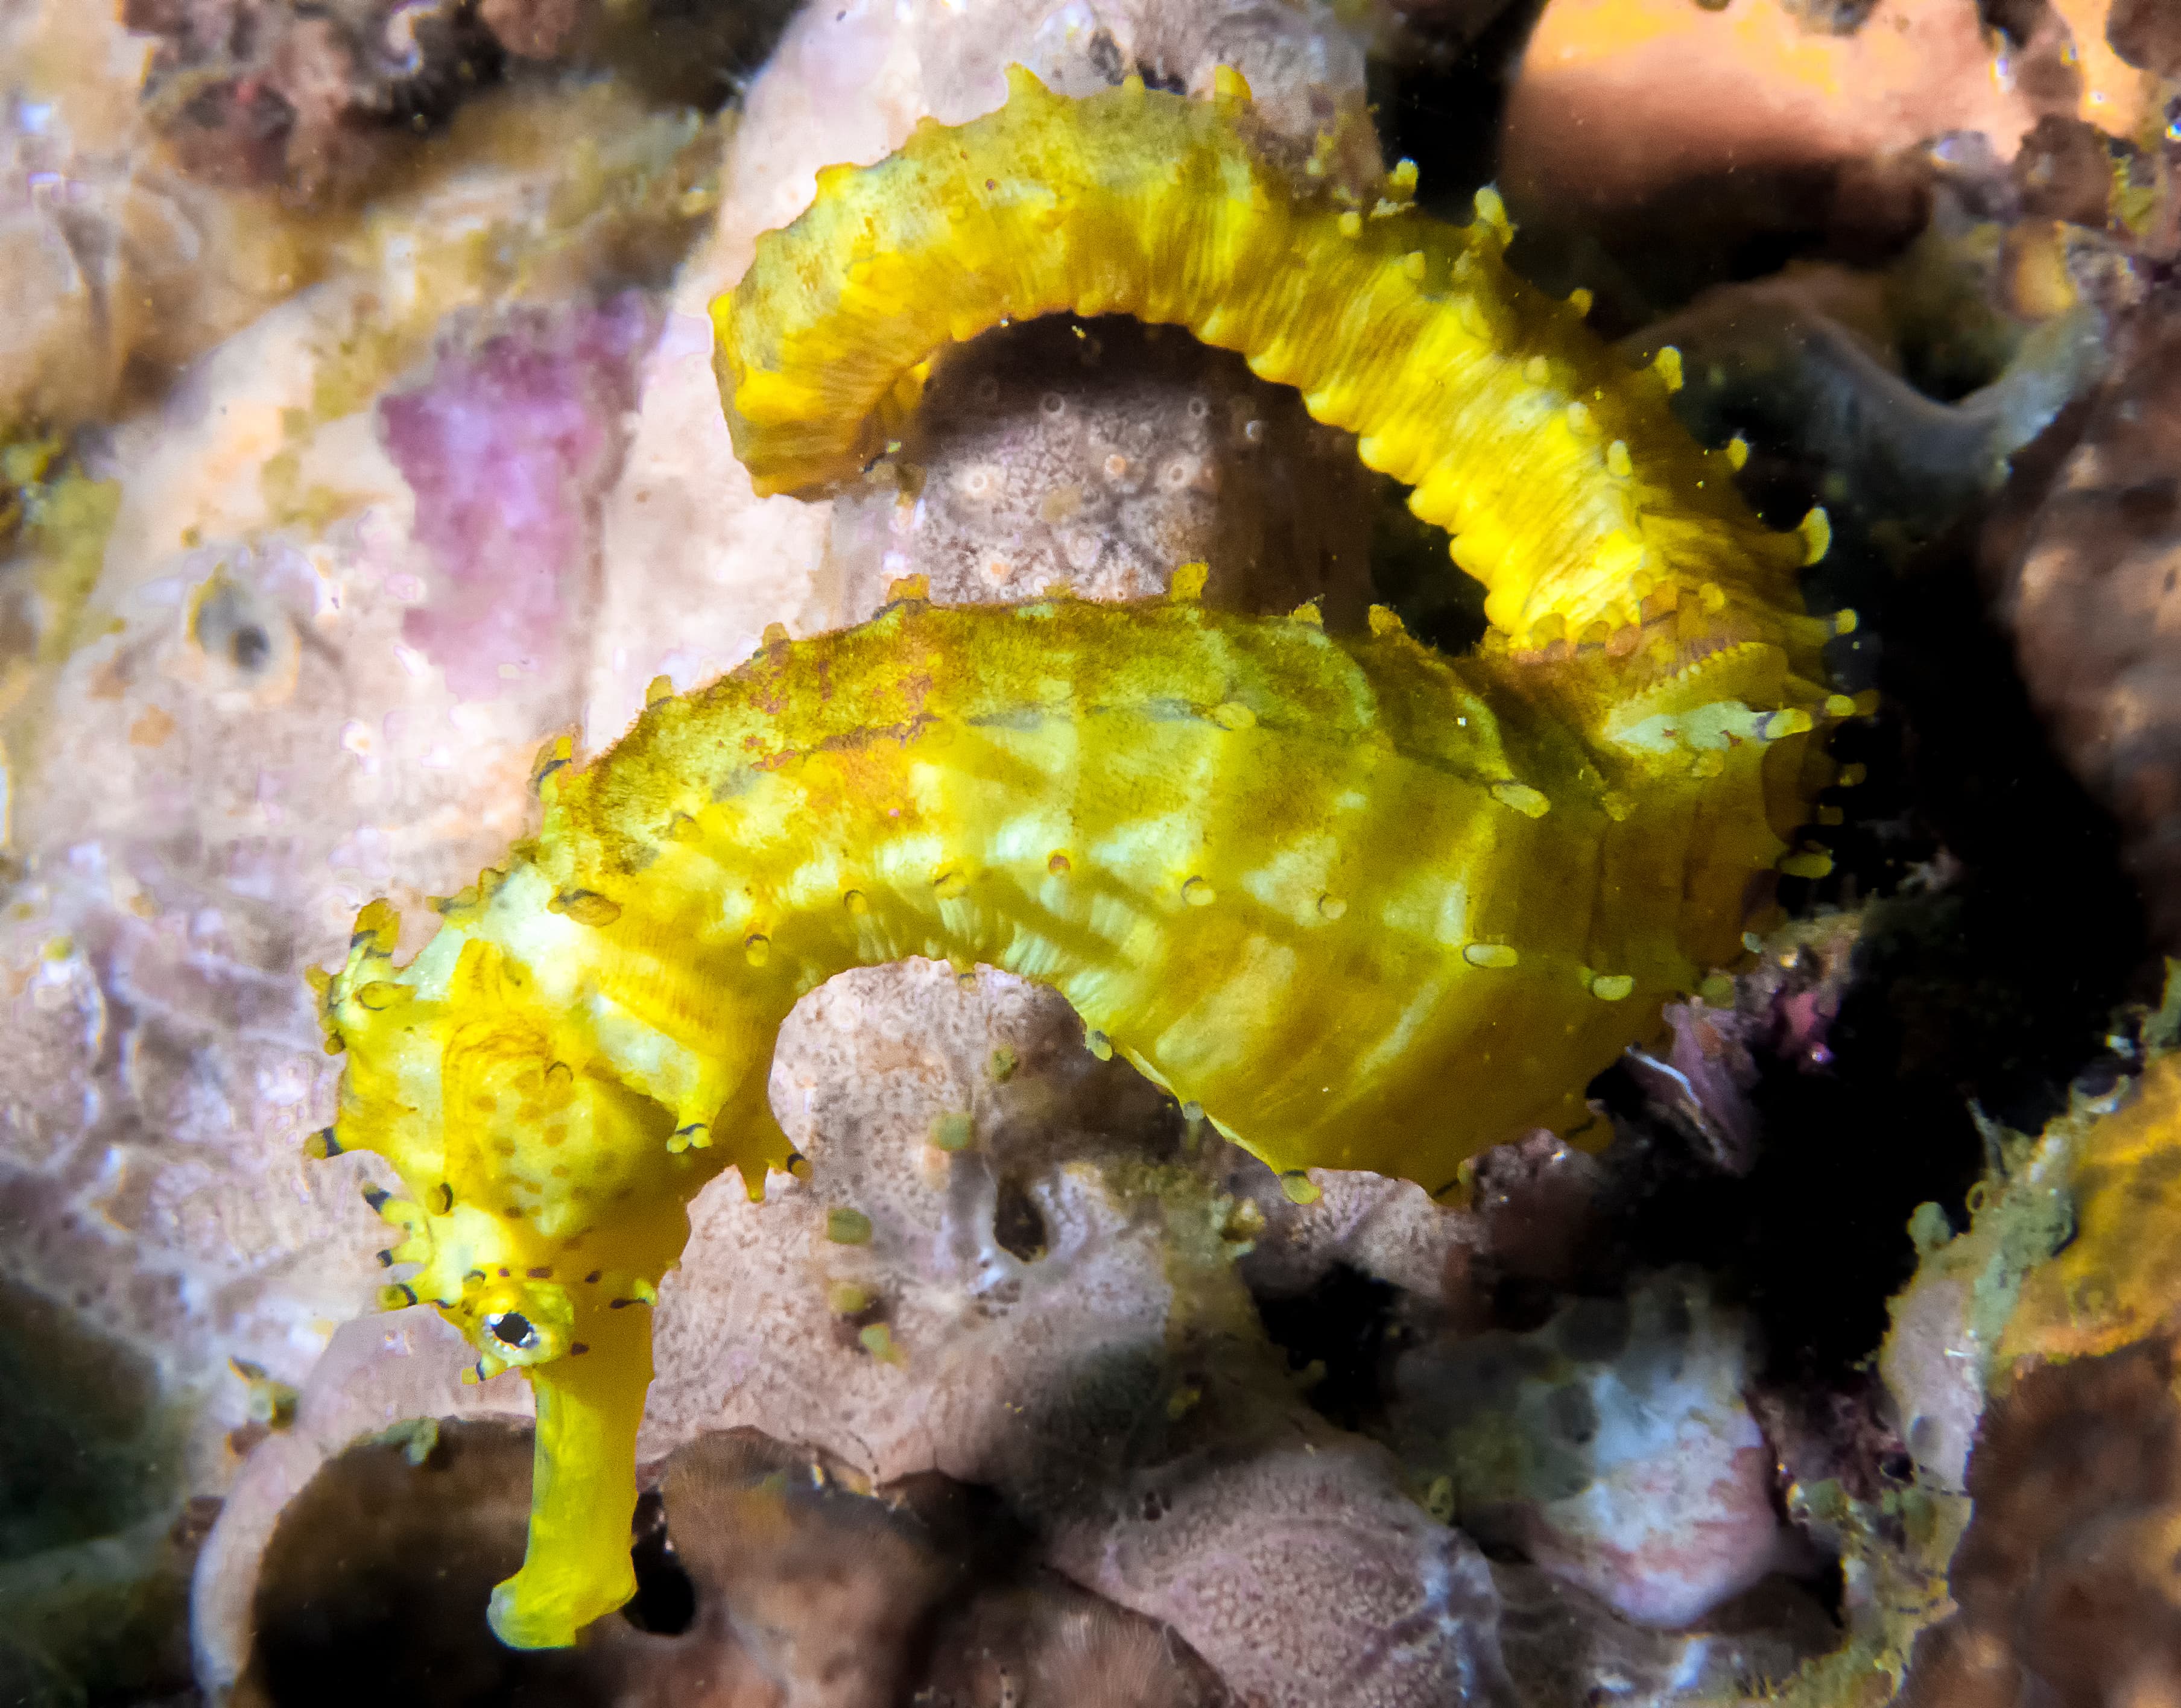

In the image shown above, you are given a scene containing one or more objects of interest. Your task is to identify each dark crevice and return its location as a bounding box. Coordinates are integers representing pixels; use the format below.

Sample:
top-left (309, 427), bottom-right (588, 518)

top-left (992, 1176), bottom-right (1049, 1264)
top-left (1369, 0), bottom-right (1549, 214)
top-left (1978, 0), bottom-right (2052, 48)
top-left (1253, 1265), bottom-right (1401, 1434)
top-left (251, 1422), bottom-right (600, 1708)
top-left (1580, 517), bottom-right (2147, 1385)
top-left (621, 1490), bottom-right (697, 1635)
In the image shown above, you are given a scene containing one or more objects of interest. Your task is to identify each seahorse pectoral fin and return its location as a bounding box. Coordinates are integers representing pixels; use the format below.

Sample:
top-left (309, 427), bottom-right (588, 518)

top-left (486, 1299), bottom-right (653, 1649)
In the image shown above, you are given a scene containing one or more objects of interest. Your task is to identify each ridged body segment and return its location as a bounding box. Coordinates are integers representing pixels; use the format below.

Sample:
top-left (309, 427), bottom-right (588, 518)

top-left (714, 69), bottom-right (1817, 654)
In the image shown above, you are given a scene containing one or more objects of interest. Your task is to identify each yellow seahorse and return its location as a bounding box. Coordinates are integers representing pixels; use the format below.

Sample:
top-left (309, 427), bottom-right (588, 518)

top-left (315, 68), bottom-right (1847, 1648)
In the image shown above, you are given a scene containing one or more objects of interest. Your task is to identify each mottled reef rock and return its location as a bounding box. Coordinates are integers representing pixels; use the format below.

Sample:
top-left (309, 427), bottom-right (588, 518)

top-left (646, 960), bottom-right (1519, 1707)
top-left (1984, 287), bottom-right (2181, 950)
top-left (0, 71), bottom-right (707, 1525)
top-left (826, 312), bottom-right (1376, 628)
top-left (1393, 1270), bottom-right (1803, 1629)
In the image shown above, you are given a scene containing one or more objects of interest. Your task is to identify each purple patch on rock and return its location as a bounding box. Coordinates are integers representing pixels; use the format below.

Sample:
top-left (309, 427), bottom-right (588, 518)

top-left (378, 296), bottom-right (651, 701)
top-left (1627, 924), bottom-right (1856, 1172)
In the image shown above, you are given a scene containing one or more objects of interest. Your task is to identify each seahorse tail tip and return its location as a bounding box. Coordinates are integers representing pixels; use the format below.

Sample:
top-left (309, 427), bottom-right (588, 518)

top-left (487, 1580), bottom-right (586, 1652)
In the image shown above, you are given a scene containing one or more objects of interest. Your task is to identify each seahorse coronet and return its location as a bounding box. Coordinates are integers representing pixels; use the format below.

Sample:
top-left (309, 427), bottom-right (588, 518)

top-left (319, 76), bottom-right (1850, 1650)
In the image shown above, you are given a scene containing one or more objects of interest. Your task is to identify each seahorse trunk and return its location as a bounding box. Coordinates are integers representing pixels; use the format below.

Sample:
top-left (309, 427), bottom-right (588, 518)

top-left (321, 592), bottom-right (1826, 1645)
top-left (539, 595), bottom-right (1809, 1183)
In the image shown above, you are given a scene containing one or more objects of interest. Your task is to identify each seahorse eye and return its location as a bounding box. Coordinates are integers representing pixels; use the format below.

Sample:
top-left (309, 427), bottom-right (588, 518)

top-left (489, 1311), bottom-right (538, 1350)
top-left (468, 1279), bottom-right (577, 1368)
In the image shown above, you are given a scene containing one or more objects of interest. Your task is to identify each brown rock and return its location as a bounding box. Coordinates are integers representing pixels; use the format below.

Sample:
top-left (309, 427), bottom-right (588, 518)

top-left (1499, 0), bottom-right (2051, 312)
top-left (220, 1400), bottom-right (1230, 1708)
top-left (1983, 287), bottom-right (2181, 946)
top-left (479, 0), bottom-right (589, 61)
top-left (600, 1431), bottom-right (963, 1708)
top-left (129, 0), bottom-right (505, 200)
top-left (1902, 1339), bottom-right (2181, 1707)
top-left (2012, 113), bottom-right (2122, 228)
top-left (594, 1428), bottom-right (1229, 1708)
top-left (2109, 0), bottom-right (2181, 75)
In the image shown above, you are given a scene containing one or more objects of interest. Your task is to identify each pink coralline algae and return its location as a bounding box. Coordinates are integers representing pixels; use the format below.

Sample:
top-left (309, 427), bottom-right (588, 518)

top-left (1624, 917), bottom-right (1858, 1172)
top-left (1392, 1271), bottom-right (1802, 1630)
top-left (378, 296), bottom-right (651, 702)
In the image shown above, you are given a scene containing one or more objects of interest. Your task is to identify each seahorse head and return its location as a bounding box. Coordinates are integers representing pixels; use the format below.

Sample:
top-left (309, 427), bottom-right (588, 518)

top-left (321, 903), bottom-right (694, 1384)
